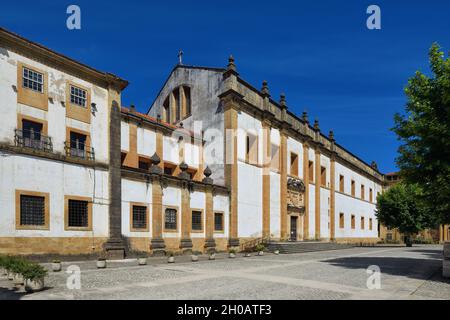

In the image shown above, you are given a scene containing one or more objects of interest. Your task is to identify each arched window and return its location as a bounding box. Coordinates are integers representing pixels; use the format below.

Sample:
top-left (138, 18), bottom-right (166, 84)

top-left (162, 85), bottom-right (192, 124)
top-left (183, 86), bottom-right (191, 117)
top-left (163, 96), bottom-right (170, 123)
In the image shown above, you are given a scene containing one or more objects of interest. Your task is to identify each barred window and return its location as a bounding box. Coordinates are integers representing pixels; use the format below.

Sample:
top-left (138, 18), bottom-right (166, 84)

top-left (214, 212), bottom-right (224, 231)
top-left (132, 205), bottom-right (147, 229)
top-left (70, 85), bottom-right (87, 107)
top-left (68, 199), bottom-right (89, 227)
top-left (23, 67), bottom-right (43, 93)
top-left (165, 208), bottom-right (177, 230)
top-left (191, 211), bottom-right (202, 231)
top-left (20, 195), bottom-right (45, 226)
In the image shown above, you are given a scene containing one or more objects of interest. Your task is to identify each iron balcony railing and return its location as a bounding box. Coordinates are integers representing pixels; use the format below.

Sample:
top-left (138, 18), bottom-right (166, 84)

top-left (14, 129), bottom-right (53, 152)
top-left (64, 140), bottom-right (95, 161)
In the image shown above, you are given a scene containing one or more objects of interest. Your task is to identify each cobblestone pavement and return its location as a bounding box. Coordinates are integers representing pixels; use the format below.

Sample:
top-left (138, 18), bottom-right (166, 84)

top-left (1, 245), bottom-right (449, 300)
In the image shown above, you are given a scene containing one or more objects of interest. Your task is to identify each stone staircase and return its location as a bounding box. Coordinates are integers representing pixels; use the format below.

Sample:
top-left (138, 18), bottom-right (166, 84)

top-left (266, 241), bottom-right (354, 254)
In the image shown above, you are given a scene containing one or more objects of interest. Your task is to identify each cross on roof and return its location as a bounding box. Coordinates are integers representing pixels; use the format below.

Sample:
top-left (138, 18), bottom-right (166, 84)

top-left (178, 49), bottom-right (183, 65)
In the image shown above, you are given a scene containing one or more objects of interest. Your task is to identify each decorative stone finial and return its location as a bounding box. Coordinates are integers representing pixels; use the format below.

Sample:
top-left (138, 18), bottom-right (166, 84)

top-left (329, 130), bottom-right (334, 141)
top-left (149, 152), bottom-right (162, 174)
top-left (150, 152), bottom-right (160, 166)
top-left (178, 162), bottom-right (190, 180)
top-left (371, 161), bottom-right (378, 171)
top-left (130, 104), bottom-right (136, 112)
top-left (313, 119), bottom-right (320, 131)
top-left (202, 166), bottom-right (213, 184)
top-left (179, 122), bottom-right (183, 128)
top-left (157, 114), bottom-right (161, 123)
top-left (279, 93), bottom-right (287, 108)
top-left (302, 111), bottom-right (309, 123)
top-left (227, 55), bottom-right (236, 71)
top-left (261, 80), bottom-right (270, 97)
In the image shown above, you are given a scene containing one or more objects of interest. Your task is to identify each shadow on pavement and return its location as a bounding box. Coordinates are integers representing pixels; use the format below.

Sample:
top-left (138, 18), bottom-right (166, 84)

top-left (0, 287), bottom-right (27, 300)
top-left (325, 256), bottom-right (450, 284)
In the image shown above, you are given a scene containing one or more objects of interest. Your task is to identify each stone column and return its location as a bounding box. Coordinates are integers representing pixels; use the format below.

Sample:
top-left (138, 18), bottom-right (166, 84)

top-left (262, 121), bottom-right (271, 238)
top-left (150, 153), bottom-right (165, 256)
top-left (280, 132), bottom-right (288, 240)
top-left (179, 162), bottom-right (193, 253)
top-left (203, 167), bottom-right (216, 252)
top-left (303, 142), bottom-right (310, 240)
top-left (103, 92), bottom-right (125, 259)
top-left (315, 148), bottom-right (321, 240)
top-left (330, 155), bottom-right (336, 241)
top-left (223, 97), bottom-right (240, 247)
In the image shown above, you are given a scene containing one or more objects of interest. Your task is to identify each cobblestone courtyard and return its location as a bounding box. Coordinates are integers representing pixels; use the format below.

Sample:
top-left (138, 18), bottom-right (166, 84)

top-left (1, 245), bottom-right (449, 300)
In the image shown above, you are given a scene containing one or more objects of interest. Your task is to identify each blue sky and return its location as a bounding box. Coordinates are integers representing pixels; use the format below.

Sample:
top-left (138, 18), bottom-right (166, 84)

top-left (2, 0), bottom-right (449, 173)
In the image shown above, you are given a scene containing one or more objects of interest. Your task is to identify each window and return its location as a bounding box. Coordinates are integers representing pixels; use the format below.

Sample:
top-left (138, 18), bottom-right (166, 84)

top-left (339, 175), bottom-right (344, 193)
top-left (191, 210), bottom-right (202, 231)
top-left (70, 85), bottom-right (87, 107)
top-left (361, 216), bottom-right (365, 230)
top-left (351, 215), bottom-right (355, 229)
top-left (69, 131), bottom-right (88, 158)
top-left (369, 188), bottom-right (373, 202)
top-left (138, 157), bottom-right (151, 170)
top-left (361, 184), bottom-right (365, 200)
top-left (339, 213), bottom-right (345, 228)
top-left (369, 218), bottom-right (373, 230)
top-left (184, 86), bottom-right (191, 117)
top-left (132, 205), bottom-right (148, 230)
top-left (68, 199), bottom-right (89, 228)
top-left (20, 195), bottom-right (45, 226)
top-left (246, 133), bottom-right (258, 165)
top-left (163, 96), bottom-right (170, 123)
top-left (174, 88), bottom-right (181, 122)
top-left (19, 119), bottom-right (47, 150)
top-left (214, 212), bottom-right (224, 231)
top-left (308, 161), bottom-right (314, 182)
top-left (386, 233), bottom-right (393, 241)
top-left (22, 67), bottom-right (43, 93)
top-left (351, 180), bottom-right (355, 197)
top-left (270, 144), bottom-right (279, 170)
top-left (164, 163), bottom-right (176, 176)
top-left (290, 152), bottom-right (298, 176)
top-left (164, 208), bottom-right (177, 230)
top-left (321, 166), bottom-right (326, 186)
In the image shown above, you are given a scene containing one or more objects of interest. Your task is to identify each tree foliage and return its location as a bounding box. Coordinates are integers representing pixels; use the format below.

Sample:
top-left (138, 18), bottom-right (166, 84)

top-left (376, 183), bottom-right (436, 235)
top-left (393, 43), bottom-right (450, 224)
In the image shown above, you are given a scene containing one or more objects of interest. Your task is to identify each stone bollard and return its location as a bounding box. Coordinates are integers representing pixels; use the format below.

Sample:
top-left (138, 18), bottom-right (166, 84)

top-left (444, 242), bottom-right (450, 278)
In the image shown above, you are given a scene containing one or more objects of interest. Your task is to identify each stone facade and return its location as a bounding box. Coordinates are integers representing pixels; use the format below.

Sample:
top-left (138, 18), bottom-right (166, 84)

top-left (0, 28), bottom-right (401, 258)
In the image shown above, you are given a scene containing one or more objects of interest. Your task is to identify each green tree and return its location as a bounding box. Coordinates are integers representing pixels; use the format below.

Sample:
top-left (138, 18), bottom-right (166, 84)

top-left (376, 183), bottom-right (436, 246)
top-left (393, 43), bottom-right (450, 224)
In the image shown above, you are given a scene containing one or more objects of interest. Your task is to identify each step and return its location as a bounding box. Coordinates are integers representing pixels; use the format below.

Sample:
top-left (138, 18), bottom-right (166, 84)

top-left (266, 242), bottom-right (354, 254)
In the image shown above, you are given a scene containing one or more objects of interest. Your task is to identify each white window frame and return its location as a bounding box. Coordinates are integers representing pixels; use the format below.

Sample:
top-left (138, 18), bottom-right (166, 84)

top-left (22, 67), bottom-right (44, 93)
top-left (70, 85), bottom-right (87, 108)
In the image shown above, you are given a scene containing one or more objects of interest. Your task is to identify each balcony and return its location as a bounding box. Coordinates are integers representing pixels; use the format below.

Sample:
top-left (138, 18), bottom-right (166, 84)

top-left (65, 140), bottom-right (95, 161)
top-left (14, 129), bottom-right (53, 153)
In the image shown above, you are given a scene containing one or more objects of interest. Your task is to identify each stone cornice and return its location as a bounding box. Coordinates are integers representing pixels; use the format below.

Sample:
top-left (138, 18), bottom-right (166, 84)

top-left (121, 167), bottom-right (229, 195)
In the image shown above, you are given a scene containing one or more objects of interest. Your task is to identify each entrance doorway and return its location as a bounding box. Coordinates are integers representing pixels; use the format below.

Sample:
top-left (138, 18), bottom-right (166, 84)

top-left (290, 216), bottom-right (298, 241)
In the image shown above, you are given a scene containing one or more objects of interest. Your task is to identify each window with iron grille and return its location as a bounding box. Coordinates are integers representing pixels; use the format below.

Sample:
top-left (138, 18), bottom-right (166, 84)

top-left (165, 208), bottom-right (177, 230)
top-left (20, 195), bottom-right (45, 226)
top-left (68, 199), bottom-right (89, 227)
top-left (214, 212), bottom-right (224, 231)
top-left (132, 205), bottom-right (147, 229)
top-left (70, 85), bottom-right (87, 107)
top-left (23, 67), bottom-right (43, 93)
top-left (191, 211), bottom-right (202, 231)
